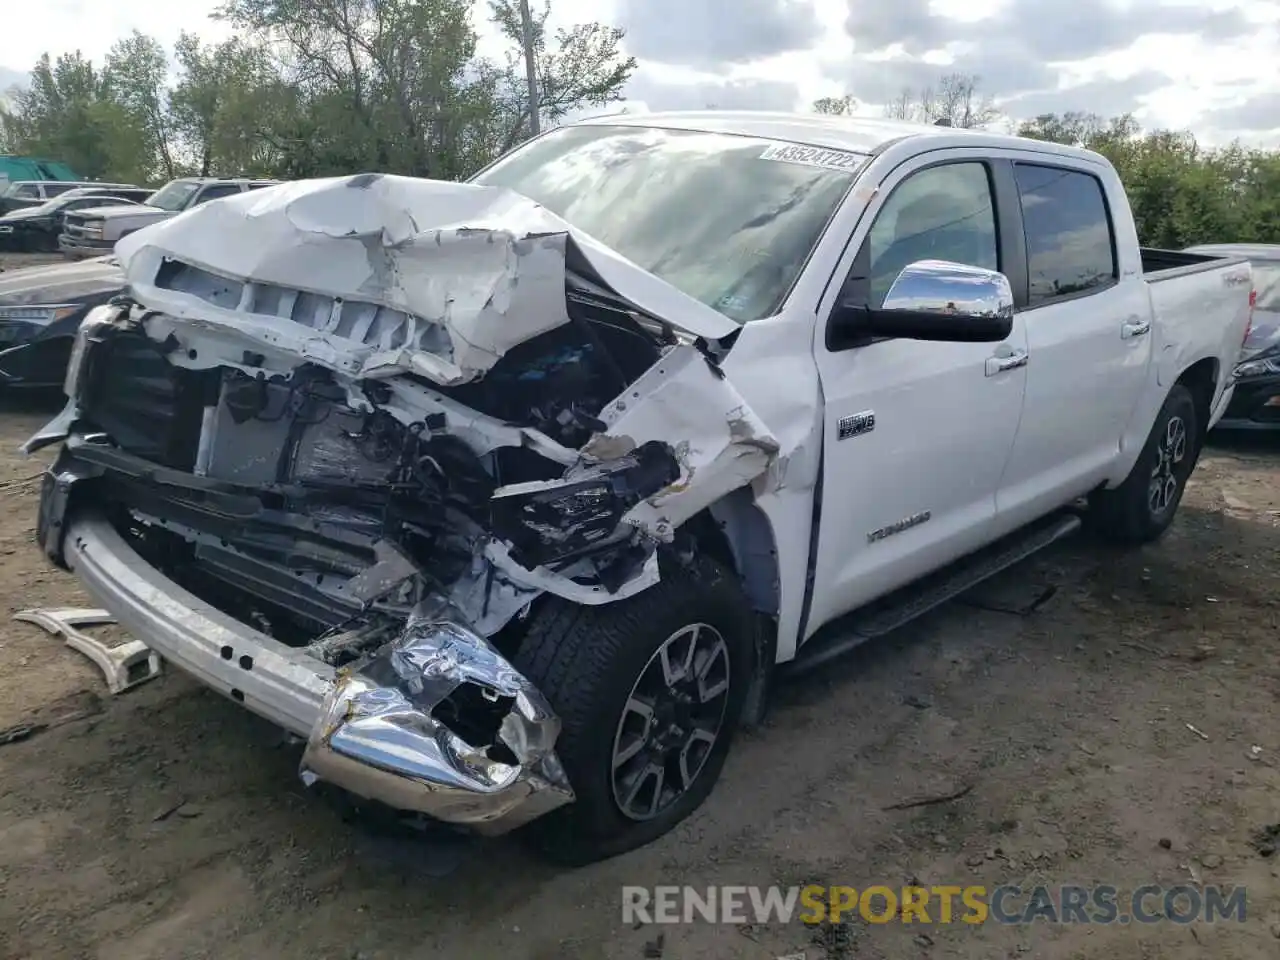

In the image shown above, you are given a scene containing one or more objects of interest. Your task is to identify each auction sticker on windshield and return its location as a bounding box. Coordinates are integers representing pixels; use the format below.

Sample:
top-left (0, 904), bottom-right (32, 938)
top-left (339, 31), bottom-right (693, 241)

top-left (758, 143), bottom-right (865, 172)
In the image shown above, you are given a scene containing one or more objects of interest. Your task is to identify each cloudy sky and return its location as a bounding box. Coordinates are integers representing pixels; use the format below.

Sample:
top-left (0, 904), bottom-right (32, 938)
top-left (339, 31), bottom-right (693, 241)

top-left (1, 0), bottom-right (1276, 145)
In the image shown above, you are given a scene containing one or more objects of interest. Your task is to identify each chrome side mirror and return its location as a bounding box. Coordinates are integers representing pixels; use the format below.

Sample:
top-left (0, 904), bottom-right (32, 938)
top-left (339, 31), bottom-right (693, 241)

top-left (874, 260), bottom-right (1014, 342)
top-left (883, 260), bottom-right (1014, 319)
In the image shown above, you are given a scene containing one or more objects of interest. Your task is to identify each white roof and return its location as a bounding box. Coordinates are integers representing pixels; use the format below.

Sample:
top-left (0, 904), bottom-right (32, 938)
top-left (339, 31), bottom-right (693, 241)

top-left (576, 109), bottom-right (1107, 166)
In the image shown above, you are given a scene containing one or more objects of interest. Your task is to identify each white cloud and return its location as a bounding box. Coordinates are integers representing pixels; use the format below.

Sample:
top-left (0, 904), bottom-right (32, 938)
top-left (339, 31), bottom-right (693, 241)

top-left (1, 0), bottom-right (1277, 146)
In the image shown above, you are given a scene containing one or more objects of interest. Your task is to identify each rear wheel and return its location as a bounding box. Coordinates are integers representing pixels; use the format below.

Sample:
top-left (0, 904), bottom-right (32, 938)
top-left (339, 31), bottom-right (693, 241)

top-left (513, 555), bottom-right (753, 865)
top-left (1088, 384), bottom-right (1200, 544)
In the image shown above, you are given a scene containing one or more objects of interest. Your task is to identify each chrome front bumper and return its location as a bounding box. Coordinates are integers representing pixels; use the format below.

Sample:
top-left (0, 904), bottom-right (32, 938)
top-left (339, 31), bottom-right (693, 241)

top-left (65, 513), bottom-right (333, 735)
top-left (60, 509), bottom-right (573, 833)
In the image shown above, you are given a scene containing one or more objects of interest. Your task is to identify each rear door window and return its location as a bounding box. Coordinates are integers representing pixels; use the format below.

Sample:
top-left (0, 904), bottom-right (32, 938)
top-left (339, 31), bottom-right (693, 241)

top-left (44, 183), bottom-right (76, 197)
top-left (1013, 163), bottom-right (1117, 305)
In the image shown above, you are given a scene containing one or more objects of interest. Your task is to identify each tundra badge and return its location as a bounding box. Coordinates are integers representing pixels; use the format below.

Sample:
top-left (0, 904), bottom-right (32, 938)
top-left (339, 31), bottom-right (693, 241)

top-left (868, 510), bottom-right (932, 543)
top-left (838, 410), bottom-right (876, 440)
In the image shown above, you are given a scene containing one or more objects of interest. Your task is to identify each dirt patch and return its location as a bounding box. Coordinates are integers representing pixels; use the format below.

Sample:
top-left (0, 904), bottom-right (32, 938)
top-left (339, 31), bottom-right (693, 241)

top-left (0, 391), bottom-right (1278, 959)
top-left (0, 252), bottom-right (69, 273)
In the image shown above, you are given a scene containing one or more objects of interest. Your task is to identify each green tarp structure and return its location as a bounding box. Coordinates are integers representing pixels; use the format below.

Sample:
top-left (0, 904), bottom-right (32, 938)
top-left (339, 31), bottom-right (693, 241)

top-left (0, 155), bottom-right (81, 187)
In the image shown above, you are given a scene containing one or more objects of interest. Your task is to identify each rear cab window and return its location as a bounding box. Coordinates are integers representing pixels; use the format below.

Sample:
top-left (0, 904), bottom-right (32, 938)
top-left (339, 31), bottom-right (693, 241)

top-left (1013, 163), bottom-right (1117, 306)
top-left (192, 183), bottom-right (245, 206)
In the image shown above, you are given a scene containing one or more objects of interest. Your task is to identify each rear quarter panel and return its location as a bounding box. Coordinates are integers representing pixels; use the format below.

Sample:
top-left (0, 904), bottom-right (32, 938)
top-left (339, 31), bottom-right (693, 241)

top-left (1113, 260), bottom-right (1252, 477)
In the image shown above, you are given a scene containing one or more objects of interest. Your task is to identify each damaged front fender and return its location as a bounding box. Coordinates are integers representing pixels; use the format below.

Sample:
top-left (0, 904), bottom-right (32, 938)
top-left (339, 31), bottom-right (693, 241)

top-left (299, 600), bottom-right (573, 833)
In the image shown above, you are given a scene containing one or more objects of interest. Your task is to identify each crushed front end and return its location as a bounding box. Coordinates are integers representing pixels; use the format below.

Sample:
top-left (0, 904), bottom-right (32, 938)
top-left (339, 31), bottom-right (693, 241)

top-left (29, 174), bottom-right (778, 833)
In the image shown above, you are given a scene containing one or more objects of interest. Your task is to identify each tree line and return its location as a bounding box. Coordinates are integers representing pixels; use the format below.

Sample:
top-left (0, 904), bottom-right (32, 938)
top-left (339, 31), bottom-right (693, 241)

top-left (818, 74), bottom-right (1280, 250)
top-left (0, 0), bottom-right (634, 186)
top-left (3, 6), bottom-right (1276, 253)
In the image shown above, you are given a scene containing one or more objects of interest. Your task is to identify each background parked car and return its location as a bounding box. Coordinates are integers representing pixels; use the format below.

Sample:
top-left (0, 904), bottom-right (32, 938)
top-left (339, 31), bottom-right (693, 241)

top-left (0, 255), bottom-right (125, 389)
top-left (0, 179), bottom-right (143, 215)
top-left (58, 177), bottom-right (280, 257)
top-left (1185, 243), bottom-right (1280, 430)
top-left (0, 191), bottom-right (145, 252)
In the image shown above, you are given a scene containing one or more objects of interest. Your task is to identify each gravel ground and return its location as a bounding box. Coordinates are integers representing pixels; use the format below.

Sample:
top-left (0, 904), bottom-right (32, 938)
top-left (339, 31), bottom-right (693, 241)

top-left (0, 252), bottom-right (68, 273)
top-left (1, 245), bottom-right (1279, 958)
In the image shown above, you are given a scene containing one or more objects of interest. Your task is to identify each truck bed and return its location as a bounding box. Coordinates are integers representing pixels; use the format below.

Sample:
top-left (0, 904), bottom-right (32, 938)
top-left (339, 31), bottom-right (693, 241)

top-left (1141, 246), bottom-right (1245, 279)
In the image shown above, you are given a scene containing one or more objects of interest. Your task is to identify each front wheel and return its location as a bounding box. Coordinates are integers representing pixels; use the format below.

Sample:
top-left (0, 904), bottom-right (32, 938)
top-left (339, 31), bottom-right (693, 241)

top-left (513, 555), bottom-right (754, 865)
top-left (1087, 383), bottom-right (1200, 544)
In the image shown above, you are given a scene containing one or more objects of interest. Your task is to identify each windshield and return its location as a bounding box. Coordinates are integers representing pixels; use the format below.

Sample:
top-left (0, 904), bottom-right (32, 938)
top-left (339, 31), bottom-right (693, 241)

top-left (146, 181), bottom-right (199, 212)
top-left (472, 124), bottom-right (862, 323)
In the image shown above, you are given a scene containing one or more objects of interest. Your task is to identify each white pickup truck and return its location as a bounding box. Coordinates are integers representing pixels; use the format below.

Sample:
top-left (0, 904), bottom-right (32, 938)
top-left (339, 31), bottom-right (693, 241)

top-left (26, 112), bottom-right (1254, 865)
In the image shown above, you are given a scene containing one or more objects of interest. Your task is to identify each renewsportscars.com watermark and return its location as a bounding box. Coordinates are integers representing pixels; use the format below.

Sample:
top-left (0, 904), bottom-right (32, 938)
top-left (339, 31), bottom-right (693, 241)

top-left (622, 884), bottom-right (1247, 926)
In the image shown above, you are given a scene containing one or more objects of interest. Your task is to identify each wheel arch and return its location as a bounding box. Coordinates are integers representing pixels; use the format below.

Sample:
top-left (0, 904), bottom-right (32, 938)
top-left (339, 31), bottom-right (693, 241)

top-left (1175, 356), bottom-right (1219, 437)
top-left (691, 488), bottom-right (781, 618)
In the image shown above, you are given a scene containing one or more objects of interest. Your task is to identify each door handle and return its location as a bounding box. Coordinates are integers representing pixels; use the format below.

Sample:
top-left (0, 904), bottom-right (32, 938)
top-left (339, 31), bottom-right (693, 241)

top-left (1121, 317), bottom-right (1151, 339)
top-left (985, 349), bottom-right (1028, 376)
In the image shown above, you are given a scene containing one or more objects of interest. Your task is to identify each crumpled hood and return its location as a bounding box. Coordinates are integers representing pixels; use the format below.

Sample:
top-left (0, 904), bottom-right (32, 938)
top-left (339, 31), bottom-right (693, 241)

top-left (0, 256), bottom-right (124, 304)
top-left (113, 173), bottom-right (740, 386)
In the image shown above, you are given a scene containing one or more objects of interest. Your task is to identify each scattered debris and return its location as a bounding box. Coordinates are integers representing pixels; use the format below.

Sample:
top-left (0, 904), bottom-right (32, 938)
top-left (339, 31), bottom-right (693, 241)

top-left (904, 693), bottom-right (932, 710)
top-left (1248, 745), bottom-right (1264, 761)
top-left (811, 918), bottom-right (856, 959)
top-left (0, 690), bottom-right (102, 749)
top-left (1121, 640), bottom-right (1162, 656)
top-left (0, 722), bottom-right (48, 747)
top-left (1158, 837), bottom-right (1173, 850)
top-left (1221, 492), bottom-right (1251, 513)
top-left (1186, 861), bottom-right (1202, 884)
top-left (1200, 854), bottom-right (1223, 869)
top-left (642, 932), bottom-right (665, 958)
top-left (152, 799), bottom-right (187, 822)
top-left (0, 472), bottom-right (42, 491)
top-left (960, 583), bottom-right (1057, 616)
top-left (1270, 922), bottom-right (1280, 940)
top-left (883, 784), bottom-right (973, 811)
top-left (1185, 723), bottom-right (1210, 741)
top-left (1250, 824), bottom-right (1280, 858)
top-left (1187, 642), bottom-right (1215, 663)
top-left (13, 608), bottom-right (161, 695)
top-left (152, 800), bottom-right (203, 822)
top-left (913, 932), bottom-right (935, 948)
top-left (965, 853), bottom-right (985, 867)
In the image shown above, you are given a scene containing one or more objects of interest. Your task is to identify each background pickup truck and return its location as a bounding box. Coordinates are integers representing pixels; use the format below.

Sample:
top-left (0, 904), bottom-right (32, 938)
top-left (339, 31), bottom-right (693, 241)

top-left (58, 176), bottom-right (279, 257)
top-left (27, 112), bottom-right (1254, 866)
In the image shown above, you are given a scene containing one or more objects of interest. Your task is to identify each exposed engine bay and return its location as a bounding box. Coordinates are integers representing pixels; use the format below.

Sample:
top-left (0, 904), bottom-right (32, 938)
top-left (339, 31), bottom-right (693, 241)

top-left (29, 174), bottom-right (788, 829)
top-left (72, 277), bottom-right (696, 658)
